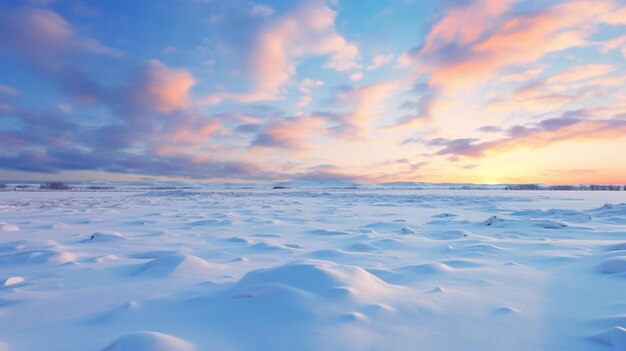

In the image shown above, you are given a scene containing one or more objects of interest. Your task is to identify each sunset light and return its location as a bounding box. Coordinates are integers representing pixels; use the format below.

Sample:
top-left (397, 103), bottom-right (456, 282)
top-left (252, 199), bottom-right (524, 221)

top-left (1, 0), bottom-right (625, 184)
top-left (2, 2), bottom-right (626, 350)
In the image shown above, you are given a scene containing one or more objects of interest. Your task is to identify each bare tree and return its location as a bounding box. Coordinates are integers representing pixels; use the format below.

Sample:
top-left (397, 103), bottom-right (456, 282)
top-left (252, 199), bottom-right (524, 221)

top-left (40, 182), bottom-right (72, 190)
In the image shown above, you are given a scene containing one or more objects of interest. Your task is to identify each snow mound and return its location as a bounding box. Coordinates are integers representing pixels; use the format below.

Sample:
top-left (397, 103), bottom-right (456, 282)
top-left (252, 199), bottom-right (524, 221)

top-left (400, 226), bottom-right (417, 235)
top-left (511, 209), bottom-right (591, 222)
top-left (248, 241), bottom-right (293, 252)
top-left (429, 230), bottom-right (470, 240)
top-left (226, 237), bottom-right (252, 244)
top-left (593, 326), bottom-right (626, 351)
top-left (599, 257), bottom-right (626, 275)
top-left (363, 221), bottom-right (409, 232)
top-left (0, 223), bottom-right (20, 232)
top-left (370, 238), bottom-right (406, 249)
top-left (2, 276), bottom-right (24, 286)
top-left (0, 249), bottom-right (76, 265)
top-left (491, 306), bottom-right (521, 316)
top-left (308, 248), bottom-right (353, 259)
top-left (347, 242), bottom-right (379, 252)
top-left (368, 262), bottom-right (454, 284)
top-left (85, 231), bottom-right (128, 242)
top-left (480, 216), bottom-right (566, 229)
top-left (308, 229), bottom-right (351, 236)
top-left (230, 260), bottom-right (392, 299)
top-left (90, 301), bottom-right (139, 323)
top-left (130, 251), bottom-right (186, 259)
top-left (609, 243), bottom-right (626, 251)
top-left (433, 213), bottom-right (457, 218)
top-left (591, 203), bottom-right (626, 216)
top-left (400, 262), bottom-right (455, 275)
top-left (190, 219), bottom-right (232, 226)
top-left (101, 331), bottom-right (194, 351)
top-left (428, 286), bottom-right (446, 293)
top-left (84, 254), bottom-right (121, 263)
top-left (530, 220), bottom-right (568, 229)
top-left (442, 259), bottom-right (482, 268)
top-left (134, 254), bottom-right (221, 278)
top-left (451, 243), bottom-right (505, 255)
top-left (340, 311), bottom-right (368, 322)
top-left (0, 240), bottom-right (59, 253)
top-left (483, 216), bottom-right (505, 226)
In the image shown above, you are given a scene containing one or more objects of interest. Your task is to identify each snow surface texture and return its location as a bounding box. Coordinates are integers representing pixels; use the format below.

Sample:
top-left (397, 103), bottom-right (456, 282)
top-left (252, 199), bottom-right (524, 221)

top-left (0, 188), bottom-right (625, 350)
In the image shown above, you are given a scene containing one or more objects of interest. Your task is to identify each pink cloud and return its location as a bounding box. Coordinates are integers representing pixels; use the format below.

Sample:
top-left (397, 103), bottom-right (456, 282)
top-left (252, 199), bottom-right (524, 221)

top-left (391, 0), bottom-right (626, 129)
top-left (0, 6), bottom-right (121, 58)
top-left (367, 54), bottom-right (394, 71)
top-left (150, 113), bottom-right (225, 157)
top-left (132, 60), bottom-right (195, 114)
top-left (506, 64), bottom-right (617, 104)
top-left (597, 34), bottom-right (626, 58)
top-left (433, 117), bottom-right (626, 158)
top-left (171, 120), bottom-right (221, 145)
top-left (421, 0), bottom-right (513, 55)
top-left (251, 117), bottom-right (325, 153)
top-left (203, 0), bottom-right (359, 104)
top-left (545, 64), bottom-right (615, 85)
top-left (349, 72), bottom-right (363, 81)
top-left (409, 0), bottom-right (625, 90)
top-left (334, 80), bottom-right (400, 138)
top-left (297, 78), bottom-right (324, 108)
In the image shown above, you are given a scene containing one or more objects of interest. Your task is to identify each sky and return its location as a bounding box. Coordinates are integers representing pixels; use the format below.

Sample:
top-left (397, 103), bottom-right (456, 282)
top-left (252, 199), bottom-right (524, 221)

top-left (1, 0), bottom-right (625, 184)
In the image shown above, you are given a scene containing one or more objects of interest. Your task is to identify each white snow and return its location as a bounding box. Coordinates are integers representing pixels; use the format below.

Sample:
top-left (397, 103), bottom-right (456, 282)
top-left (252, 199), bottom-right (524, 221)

top-left (2, 276), bottom-right (24, 287)
top-left (101, 331), bottom-right (194, 351)
top-left (86, 231), bottom-right (128, 243)
top-left (0, 188), bottom-right (625, 350)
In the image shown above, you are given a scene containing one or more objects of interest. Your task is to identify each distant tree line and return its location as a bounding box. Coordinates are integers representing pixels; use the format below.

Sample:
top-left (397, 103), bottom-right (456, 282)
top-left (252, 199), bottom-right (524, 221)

top-left (448, 185), bottom-right (492, 190)
top-left (0, 182), bottom-right (119, 191)
top-left (505, 184), bottom-right (624, 191)
top-left (40, 182), bottom-right (72, 190)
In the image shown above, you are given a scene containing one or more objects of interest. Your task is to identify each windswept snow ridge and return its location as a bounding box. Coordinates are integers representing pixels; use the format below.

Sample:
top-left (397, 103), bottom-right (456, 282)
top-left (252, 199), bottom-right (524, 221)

top-left (0, 188), bottom-right (625, 350)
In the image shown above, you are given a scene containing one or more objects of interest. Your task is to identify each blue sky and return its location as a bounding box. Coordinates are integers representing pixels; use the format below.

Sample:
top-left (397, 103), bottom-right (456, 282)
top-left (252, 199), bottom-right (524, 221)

top-left (1, 0), bottom-right (625, 183)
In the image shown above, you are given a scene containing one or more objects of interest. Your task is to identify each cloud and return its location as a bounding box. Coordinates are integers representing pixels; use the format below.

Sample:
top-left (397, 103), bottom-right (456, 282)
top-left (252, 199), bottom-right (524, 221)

top-left (0, 150), bottom-right (264, 179)
top-left (508, 64), bottom-right (618, 100)
top-left (250, 4), bottom-right (274, 17)
top-left (545, 64), bottom-right (615, 85)
top-left (155, 119), bottom-right (222, 156)
top-left (0, 84), bottom-right (19, 97)
top-left (597, 34), bottom-right (626, 58)
top-left (296, 78), bottom-right (324, 108)
top-left (0, 5), bottom-right (120, 107)
top-left (127, 60), bottom-right (195, 114)
top-left (367, 54), bottom-right (394, 71)
top-left (404, 0), bottom-right (625, 91)
top-left (388, 83), bottom-right (438, 128)
top-left (393, 0), bottom-right (626, 134)
top-left (495, 67), bottom-right (545, 83)
top-left (0, 105), bottom-right (267, 180)
top-left (251, 117), bottom-right (324, 152)
top-left (350, 72), bottom-right (363, 81)
top-left (0, 5), bottom-right (121, 59)
top-left (294, 164), bottom-right (363, 182)
top-left (202, 0), bottom-right (360, 104)
top-left (477, 125), bottom-right (501, 133)
top-left (490, 64), bottom-right (622, 112)
top-left (431, 115), bottom-right (626, 158)
top-left (329, 80), bottom-right (400, 138)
